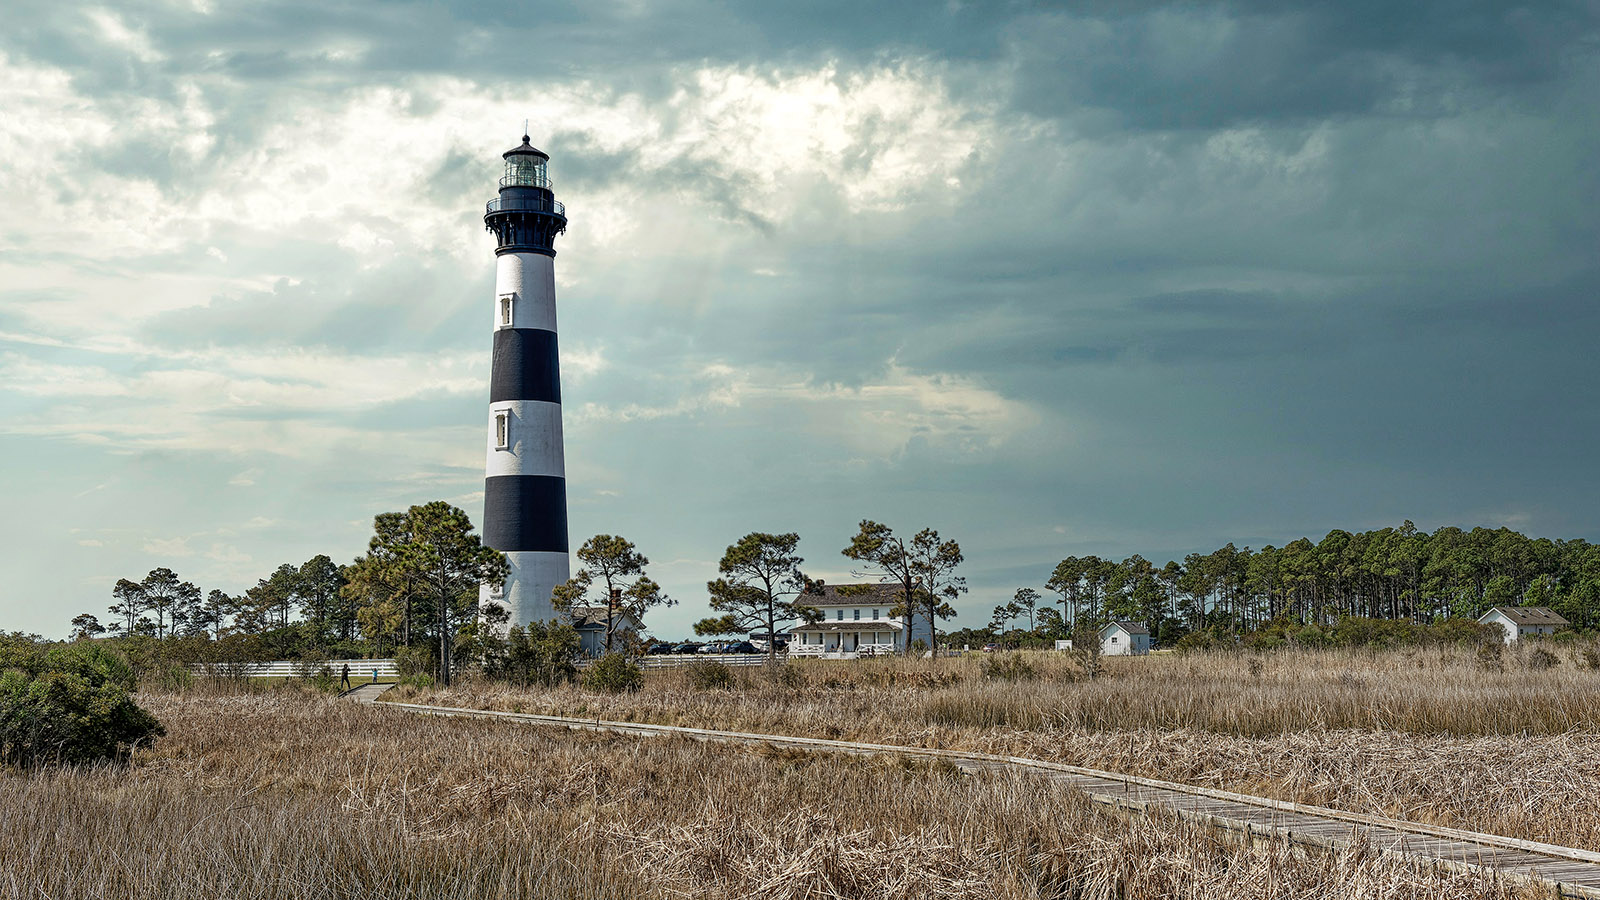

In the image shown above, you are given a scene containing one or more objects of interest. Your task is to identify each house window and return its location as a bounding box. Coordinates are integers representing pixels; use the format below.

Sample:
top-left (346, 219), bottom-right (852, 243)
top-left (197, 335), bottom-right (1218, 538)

top-left (853, 609), bottom-right (860, 620)
top-left (495, 410), bottom-right (510, 449)
top-left (499, 294), bottom-right (515, 327)
top-left (1111, 636), bottom-right (1119, 644)
top-left (836, 609), bottom-right (844, 621)
top-left (872, 609), bottom-right (879, 619)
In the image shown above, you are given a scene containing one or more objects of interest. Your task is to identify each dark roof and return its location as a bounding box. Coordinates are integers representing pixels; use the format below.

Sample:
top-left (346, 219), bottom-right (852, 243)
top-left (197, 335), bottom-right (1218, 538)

top-left (792, 583), bottom-right (903, 607)
top-left (569, 606), bottom-right (640, 629)
top-left (504, 135), bottom-right (549, 160)
top-left (1481, 606), bottom-right (1569, 626)
top-left (1101, 621), bottom-right (1149, 636)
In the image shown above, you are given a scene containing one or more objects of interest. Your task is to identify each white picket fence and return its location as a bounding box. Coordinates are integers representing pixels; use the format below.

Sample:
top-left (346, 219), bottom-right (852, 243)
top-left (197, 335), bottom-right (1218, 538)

top-left (635, 653), bottom-right (774, 669)
top-left (191, 659), bottom-right (399, 679)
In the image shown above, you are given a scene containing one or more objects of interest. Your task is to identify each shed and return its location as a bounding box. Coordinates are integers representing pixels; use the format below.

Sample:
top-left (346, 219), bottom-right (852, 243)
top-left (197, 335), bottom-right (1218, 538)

top-left (1477, 606), bottom-right (1568, 644)
top-left (1099, 621), bottom-right (1150, 656)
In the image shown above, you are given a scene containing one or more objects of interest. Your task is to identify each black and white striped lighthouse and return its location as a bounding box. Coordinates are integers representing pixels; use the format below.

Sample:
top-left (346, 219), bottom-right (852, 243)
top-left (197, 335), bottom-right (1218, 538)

top-left (480, 135), bottom-right (569, 627)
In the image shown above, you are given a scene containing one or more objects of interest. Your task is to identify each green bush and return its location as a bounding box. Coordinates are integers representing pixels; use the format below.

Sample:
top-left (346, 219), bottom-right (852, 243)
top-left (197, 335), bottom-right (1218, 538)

top-left (583, 653), bottom-right (643, 694)
top-left (685, 658), bottom-right (735, 690)
top-left (481, 622), bottom-right (580, 687)
top-left (155, 663), bottom-right (192, 692)
top-left (0, 636), bottom-right (164, 768)
top-left (394, 646), bottom-right (436, 680)
top-left (397, 672), bottom-right (434, 690)
top-left (1174, 632), bottom-right (1222, 653)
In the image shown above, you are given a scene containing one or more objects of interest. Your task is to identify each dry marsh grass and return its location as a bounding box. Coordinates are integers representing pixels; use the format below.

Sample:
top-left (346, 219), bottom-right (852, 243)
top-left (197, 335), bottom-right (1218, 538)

top-left (412, 645), bottom-right (1600, 850)
top-left (0, 689), bottom-right (1540, 899)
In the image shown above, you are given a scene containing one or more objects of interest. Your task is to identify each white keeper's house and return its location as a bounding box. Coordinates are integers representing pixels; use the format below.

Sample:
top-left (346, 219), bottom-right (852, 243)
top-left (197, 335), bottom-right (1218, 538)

top-left (789, 583), bottom-right (932, 657)
top-left (1099, 621), bottom-right (1151, 656)
top-left (1477, 606), bottom-right (1568, 644)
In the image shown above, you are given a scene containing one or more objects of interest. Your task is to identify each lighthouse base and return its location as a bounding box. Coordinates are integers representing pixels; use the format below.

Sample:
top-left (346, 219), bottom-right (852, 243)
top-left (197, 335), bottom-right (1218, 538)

top-left (481, 549), bottom-right (569, 633)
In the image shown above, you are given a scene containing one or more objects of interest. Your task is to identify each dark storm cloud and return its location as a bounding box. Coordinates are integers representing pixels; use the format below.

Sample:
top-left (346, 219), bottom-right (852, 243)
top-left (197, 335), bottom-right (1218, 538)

top-left (1006, 0), bottom-right (1600, 127)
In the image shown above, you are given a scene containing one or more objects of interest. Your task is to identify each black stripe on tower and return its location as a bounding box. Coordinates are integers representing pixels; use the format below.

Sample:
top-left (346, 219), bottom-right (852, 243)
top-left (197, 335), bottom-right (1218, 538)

top-left (483, 475), bottom-right (569, 552)
top-left (490, 328), bottom-right (561, 404)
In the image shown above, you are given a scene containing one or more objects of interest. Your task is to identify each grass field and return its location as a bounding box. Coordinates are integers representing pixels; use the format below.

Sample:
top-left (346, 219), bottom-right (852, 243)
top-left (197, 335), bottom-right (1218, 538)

top-left (407, 643), bottom-right (1600, 850)
top-left (0, 685), bottom-right (1541, 899)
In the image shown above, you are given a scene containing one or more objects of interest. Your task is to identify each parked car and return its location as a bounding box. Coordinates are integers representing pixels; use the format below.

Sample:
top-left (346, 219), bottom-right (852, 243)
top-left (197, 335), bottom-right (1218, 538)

top-left (672, 641), bottom-right (702, 655)
top-left (645, 642), bottom-right (675, 655)
top-left (700, 641), bottom-right (731, 654)
top-left (725, 641), bottom-right (759, 654)
top-left (981, 643), bottom-right (1000, 653)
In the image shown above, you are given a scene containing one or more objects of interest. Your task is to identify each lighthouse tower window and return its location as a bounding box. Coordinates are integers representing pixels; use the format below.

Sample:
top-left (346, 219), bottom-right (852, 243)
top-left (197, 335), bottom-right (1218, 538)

top-left (499, 294), bottom-right (515, 328)
top-left (495, 410), bottom-right (510, 450)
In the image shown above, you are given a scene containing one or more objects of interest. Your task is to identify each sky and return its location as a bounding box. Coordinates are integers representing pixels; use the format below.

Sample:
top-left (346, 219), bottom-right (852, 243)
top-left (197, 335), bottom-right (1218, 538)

top-left (3, 0), bottom-right (1598, 640)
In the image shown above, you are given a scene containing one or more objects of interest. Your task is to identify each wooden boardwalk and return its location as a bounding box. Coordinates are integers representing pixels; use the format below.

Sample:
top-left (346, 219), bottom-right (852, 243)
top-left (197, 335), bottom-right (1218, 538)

top-left (370, 698), bottom-right (1600, 897)
top-left (338, 682), bottom-right (397, 703)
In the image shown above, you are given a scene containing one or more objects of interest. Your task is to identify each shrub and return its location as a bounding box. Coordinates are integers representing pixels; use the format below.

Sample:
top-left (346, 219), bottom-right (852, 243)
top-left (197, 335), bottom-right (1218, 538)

top-left (1524, 647), bottom-right (1559, 671)
top-left (1425, 618), bottom-right (1501, 648)
top-left (394, 646), bottom-right (435, 680)
top-left (482, 622), bottom-right (580, 687)
top-left (1476, 641), bottom-right (1504, 672)
top-left (154, 663), bottom-right (192, 692)
top-left (0, 637), bottom-right (164, 768)
top-left (686, 659), bottom-right (735, 690)
top-left (763, 661), bottom-right (804, 688)
top-left (584, 653), bottom-right (643, 694)
top-left (397, 672), bottom-right (434, 690)
top-left (294, 651), bottom-right (331, 680)
top-left (980, 653), bottom-right (1036, 682)
top-left (1175, 632), bottom-right (1221, 653)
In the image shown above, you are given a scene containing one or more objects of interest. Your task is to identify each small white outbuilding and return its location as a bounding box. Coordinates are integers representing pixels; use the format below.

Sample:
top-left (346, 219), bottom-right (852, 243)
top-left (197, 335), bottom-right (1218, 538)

top-left (1099, 621), bottom-right (1150, 656)
top-left (1477, 606), bottom-right (1568, 644)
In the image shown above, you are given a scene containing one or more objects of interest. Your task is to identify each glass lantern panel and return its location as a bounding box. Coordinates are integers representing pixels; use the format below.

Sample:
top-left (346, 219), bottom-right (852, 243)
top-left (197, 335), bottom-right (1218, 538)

top-left (503, 156), bottom-right (548, 188)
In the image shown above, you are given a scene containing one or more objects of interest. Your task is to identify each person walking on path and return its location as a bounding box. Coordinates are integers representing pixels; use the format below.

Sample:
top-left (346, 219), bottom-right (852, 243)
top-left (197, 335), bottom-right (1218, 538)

top-left (340, 663), bottom-right (351, 692)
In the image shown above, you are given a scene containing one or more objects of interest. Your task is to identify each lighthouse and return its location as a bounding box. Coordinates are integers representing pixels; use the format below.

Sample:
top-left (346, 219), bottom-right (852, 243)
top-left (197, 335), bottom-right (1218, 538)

top-left (480, 135), bottom-right (570, 627)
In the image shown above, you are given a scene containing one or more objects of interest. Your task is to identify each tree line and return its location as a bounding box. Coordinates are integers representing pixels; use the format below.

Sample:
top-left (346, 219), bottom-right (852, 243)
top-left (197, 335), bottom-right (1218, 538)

top-left (68, 512), bottom-right (969, 667)
top-left (74, 511), bottom-right (1595, 665)
top-left (972, 521), bottom-right (1599, 648)
top-left (72, 502), bottom-right (504, 678)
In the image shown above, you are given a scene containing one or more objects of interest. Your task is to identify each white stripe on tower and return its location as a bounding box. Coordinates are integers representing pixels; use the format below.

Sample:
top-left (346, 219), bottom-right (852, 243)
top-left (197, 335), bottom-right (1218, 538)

top-left (485, 400), bottom-right (565, 478)
top-left (479, 136), bottom-right (570, 629)
top-left (494, 253), bottom-right (557, 331)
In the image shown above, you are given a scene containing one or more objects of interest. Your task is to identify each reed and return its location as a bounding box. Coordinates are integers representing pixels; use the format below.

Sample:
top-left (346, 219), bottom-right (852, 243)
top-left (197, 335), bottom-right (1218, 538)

top-left (412, 643), bottom-right (1600, 849)
top-left (0, 690), bottom-right (1539, 899)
